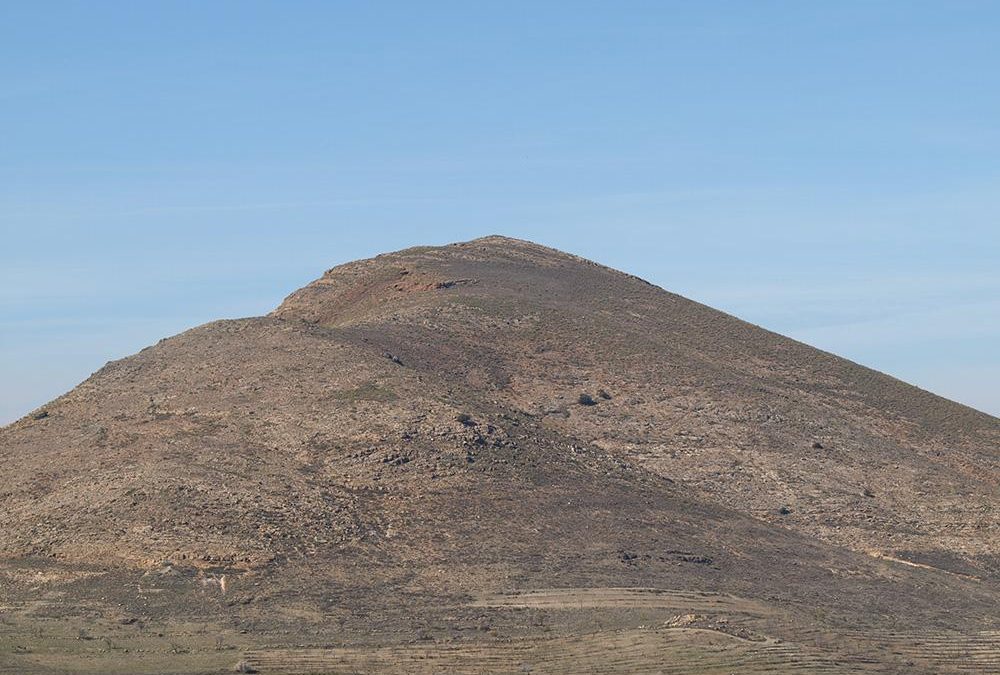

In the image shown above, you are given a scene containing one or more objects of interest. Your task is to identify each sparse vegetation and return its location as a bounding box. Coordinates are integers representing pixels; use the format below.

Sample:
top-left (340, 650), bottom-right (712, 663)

top-left (1, 237), bottom-right (996, 674)
top-left (329, 382), bottom-right (397, 403)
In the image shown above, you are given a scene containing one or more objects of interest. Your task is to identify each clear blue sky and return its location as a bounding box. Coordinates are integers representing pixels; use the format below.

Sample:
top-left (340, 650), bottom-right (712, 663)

top-left (2, 1), bottom-right (998, 423)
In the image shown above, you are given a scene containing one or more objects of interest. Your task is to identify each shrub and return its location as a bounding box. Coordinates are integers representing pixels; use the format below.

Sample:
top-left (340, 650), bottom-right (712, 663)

top-left (577, 393), bottom-right (597, 406)
top-left (455, 413), bottom-right (476, 426)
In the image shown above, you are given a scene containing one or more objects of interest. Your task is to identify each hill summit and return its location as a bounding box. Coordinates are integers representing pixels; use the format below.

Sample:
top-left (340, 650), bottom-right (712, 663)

top-left (2, 236), bottom-right (998, 674)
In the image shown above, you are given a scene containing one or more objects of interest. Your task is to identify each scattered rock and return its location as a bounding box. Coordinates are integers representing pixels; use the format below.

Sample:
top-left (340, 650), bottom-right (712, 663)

top-left (618, 549), bottom-right (639, 563)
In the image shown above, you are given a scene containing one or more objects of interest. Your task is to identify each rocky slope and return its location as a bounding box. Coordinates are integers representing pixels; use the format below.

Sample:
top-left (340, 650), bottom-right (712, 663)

top-left (1, 236), bottom-right (997, 674)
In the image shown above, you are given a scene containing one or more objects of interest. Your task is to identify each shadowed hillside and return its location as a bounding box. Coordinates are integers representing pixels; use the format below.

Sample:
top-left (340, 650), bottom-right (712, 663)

top-left (1, 236), bottom-right (998, 674)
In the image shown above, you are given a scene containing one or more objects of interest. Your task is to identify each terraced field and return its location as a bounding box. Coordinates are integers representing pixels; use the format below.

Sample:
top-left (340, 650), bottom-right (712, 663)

top-left (234, 621), bottom-right (1000, 674)
top-left (471, 587), bottom-right (768, 613)
top-left (236, 628), bottom-right (1000, 674)
top-left (4, 586), bottom-right (998, 674)
top-left (242, 629), bottom-right (857, 675)
top-left (825, 629), bottom-right (1000, 674)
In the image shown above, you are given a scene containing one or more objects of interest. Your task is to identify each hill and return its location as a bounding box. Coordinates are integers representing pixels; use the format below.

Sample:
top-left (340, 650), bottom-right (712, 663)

top-left (1, 236), bottom-right (997, 674)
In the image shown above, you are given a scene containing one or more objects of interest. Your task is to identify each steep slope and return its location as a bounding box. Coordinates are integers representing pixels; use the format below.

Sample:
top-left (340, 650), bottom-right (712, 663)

top-left (1, 236), bottom-right (998, 674)
top-left (273, 236), bottom-right (1000, 571)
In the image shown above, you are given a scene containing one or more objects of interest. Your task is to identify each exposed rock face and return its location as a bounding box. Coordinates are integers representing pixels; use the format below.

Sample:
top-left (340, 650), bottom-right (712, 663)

top-left (1, 236), bottom-right (998, 674)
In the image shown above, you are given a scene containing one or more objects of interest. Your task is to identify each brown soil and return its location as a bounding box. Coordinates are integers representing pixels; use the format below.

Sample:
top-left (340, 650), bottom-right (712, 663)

top-left (1, 236), bottom-right (997, 674)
